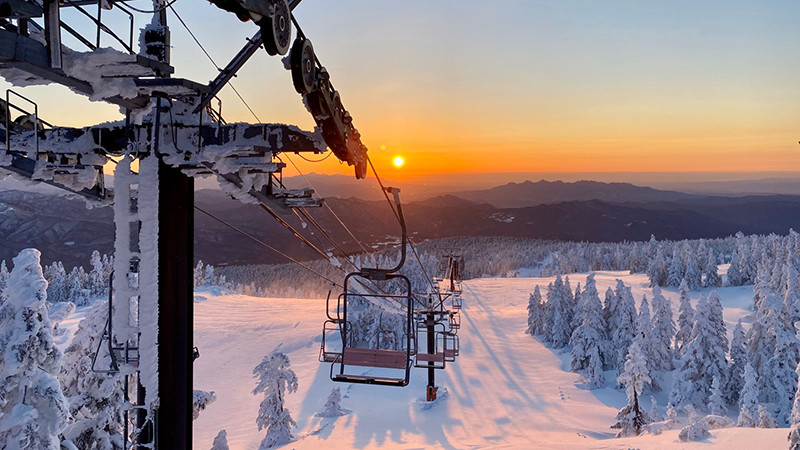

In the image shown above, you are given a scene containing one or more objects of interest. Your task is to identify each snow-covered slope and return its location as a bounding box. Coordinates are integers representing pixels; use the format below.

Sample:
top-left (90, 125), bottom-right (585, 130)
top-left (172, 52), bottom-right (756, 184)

top-left (191, 272), bottom-right (787, 449)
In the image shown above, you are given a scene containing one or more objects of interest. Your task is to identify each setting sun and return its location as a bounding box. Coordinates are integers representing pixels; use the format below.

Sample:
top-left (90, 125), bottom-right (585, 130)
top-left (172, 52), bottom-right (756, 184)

top-left (393, 156), bottom-right (405, 168)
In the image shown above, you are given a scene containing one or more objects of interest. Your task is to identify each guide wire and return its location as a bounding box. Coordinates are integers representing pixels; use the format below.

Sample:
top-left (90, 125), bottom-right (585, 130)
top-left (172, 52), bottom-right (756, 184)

top-left (194, 205), bottom-right (343, 288)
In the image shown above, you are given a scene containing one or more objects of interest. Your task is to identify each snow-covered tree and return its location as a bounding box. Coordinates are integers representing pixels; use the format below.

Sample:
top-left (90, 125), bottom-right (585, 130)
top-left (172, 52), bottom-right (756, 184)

top-left (674, 280), bottom-right (694, 355)
top-left (709, 375), bottom-right (726, 416)
top-left (88, 250), bottom-right (106, 297)
top-left (612, 341), bottom-right (651, 437)
top-left (0, 260), bottom-right (8, 299)
top-left (194, 261), bottom-right (204, 288)
top-left (646, 247), bottom-right (668, 288)
top-left (768, 322), bottom-right (799, 424)
top-left (678, 410), bottom-right (710, 442)
top-left (758, 405), bottom-right (778, 428)
top-left (527, 286), bottom-right (544, 336)
top-left (650, 285), bottom-right (675, 370)
top-left (253, 351), bottom-right (298, 449)
top-left (210, 430), bottom-right (229, 450)
top-left (635, 294), bottom-right (659, 391)
top-left (737, 364), bottom-right (759, 427)
top-left (317, 387), bottom-right (348, 417)
top-left (0, 249), bottom-right (69, 449)
top-left (683, 247), bottom-right (702, 290)
top-left (725, 320), bottom-right (748, 405)
top-left (193, 390), bottom-right (217, 421)
top-left (59, 301), bottom-right (124, 449)
top-left (649, 397), bottom-right (662, 422)
top-left (703, 249), bottom-right (722, 288)
top-left (612, 284), bottom-right (637, 376)
top-left (203, 264), bottom-right (216, 287)
top-left (666, 248), bottom-right (684, 288)
top-left (668, 292), bottom-right (728, 411)
top-left (543, 275), bottom-right (572, 348)
top-left (727, 249), bottom-right (743, 287)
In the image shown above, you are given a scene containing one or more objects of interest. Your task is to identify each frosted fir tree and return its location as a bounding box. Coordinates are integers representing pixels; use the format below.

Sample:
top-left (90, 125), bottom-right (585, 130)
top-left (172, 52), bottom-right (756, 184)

top-left (253, 351), bottom-right (298, 449)
top-left (725, 320), bottom-right (748, 405)
top-left (748, 291), bottom-right (784, 400)
top-left (683, 249), bottom-right (702, 290)
top-left (678, 410), bottom-right (710, 442)
top-left (602, 285), bottom-right (618, 353)
top-left (0, 249), bottom-right (69, 449)
top-left (649, 397), bottom-right (662, 422)
top-left (569, 315), bottom-right (605, 388)
top-left (562, 276), bottom-right (576, 336)
top-left (674, 280), bottom-right (694, 355)
top-left (650, 285), bottom-right (676, 370)
top-left (0, 260), bottom-right (8, 299)
top-left (59, 301), bottom-right (124, 449)
top-left (708, 375), bottom-right (726, 416)
top-left (543, 276), bottom-right (572, 349)
top-left (571, 274), bottom-right (608, 361)
top-left (726, 250), bottom-right (743, 287)
top-left (646, 247), bottom-right (668, 288)
top-left (789, 360), bottom-right (800, 450)
top-left (44, 261), bottom-right (67, 303)
top-left (526, 286), bottom-right (544, 336)
top-left (785, 263), bottom-right (800, 327)
top-left (767, 323), bottom-right (799, 425)
top-left (210, 430), bottom-right (229, 450)
top-left (203, 264), bottom-right (216, 287)
top-left (668, 292), bottom-right (728, 411)
top-left (612, 285), bottom-right (637, 377)
top-left (193, 390), bottom-right (217, 421)
top-left (569, 282), bottom-right (583, 331)
top-left (703, 249), bottom-right (722, 288)
top-left (737, 364), bottom-right (759, 427)
top-left (635, 294), bottom-right (659, 391)
top-left (194, 261), bottom-right (204, 288)
top-left (88, 250), bottom-right (106, 297)
top-left (317, 387), bottom-right (349, 417)
top-left (611, 341), bottom-right (651, 437)
top-left (758, 405), bottom-right (778, 428)
top-left (666, 248), bottom-right (684, 288)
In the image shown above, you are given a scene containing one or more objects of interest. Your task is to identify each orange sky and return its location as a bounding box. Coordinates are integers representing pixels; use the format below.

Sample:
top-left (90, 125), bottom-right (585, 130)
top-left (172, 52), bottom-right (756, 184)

top-left (3, 1), bottom-right (799, 182)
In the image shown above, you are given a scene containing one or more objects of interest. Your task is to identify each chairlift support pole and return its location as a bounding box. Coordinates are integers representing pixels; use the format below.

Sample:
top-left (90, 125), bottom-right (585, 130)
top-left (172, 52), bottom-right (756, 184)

top-left (425, 306), bottom-right (437, 401)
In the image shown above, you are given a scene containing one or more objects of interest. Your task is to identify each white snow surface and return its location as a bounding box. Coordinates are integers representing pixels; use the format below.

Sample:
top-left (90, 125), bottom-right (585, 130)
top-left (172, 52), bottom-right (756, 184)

top-left (184, 271), bottom-right (786, 449)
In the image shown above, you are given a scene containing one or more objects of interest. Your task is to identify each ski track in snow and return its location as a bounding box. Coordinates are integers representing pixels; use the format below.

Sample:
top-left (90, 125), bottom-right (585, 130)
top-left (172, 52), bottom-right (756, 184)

top-left (62, 272), bottom-right (786, 449)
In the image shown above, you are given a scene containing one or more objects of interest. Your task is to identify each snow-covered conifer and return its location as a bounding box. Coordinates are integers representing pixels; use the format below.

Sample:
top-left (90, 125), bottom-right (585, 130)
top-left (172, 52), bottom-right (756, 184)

top-left (253, 351), bottom-right (298, 449)
top-left (768, 322), bottom-right (799, 425)
top-left (317, 387), bottom-right (348, 417)
top-left (210, 430), bottom-right (229, 450)
top-left (737, 364), bottom-right (759, 427)
top-left (0, 249), bottom-right (69, 449)
top-left (725, 320), bottom-right (748, 405)
top-left (757, 405), bottom-right (778, 428)
top-left (703, 249), bottom-right (721, 288)
top-left (727, 250), bottom-right (743, 287)
top-left (646, 246), bottom-right (668, 288)
top-left (0, 260), bottom-right (8, 299)
top-left (194, 261), bottom-right (204, 288)
top-left (544, 275), bottom-right (572, 348)
top-left (527, 286), bottom-right (544, 336)
top-left (612, 341), bottom-right (651, 437)
top-left (204, 264), bottom-right (216, 287)
top-left (668, 292), bottom-right (728, 410)
top-left (602, 285), bottom-right (618, 356)
top-left (674, 280), bottom-right (694, 355)
top-left (650, 397), bottom-right (662, 422)
top-left (709, 375), bottom-right (726, 416)
top-left (650, 285), bottom-right (675, 370)
top-left (612, 285), bottom-right (637, 376)
top-left (88, 250), bottom-right (106, 297)
top-left (683, 247), bottom-right (702, 290)
top-left (678, 411), bottom-right (710, 442)
top-left (666, 248), bottom-right (684, 288)
top-left (635, 295), bottom-right (659, 391)
top-left (193, 390), bottom-right (217, 421)
top-left (59, 301), bottom-right (124, 449)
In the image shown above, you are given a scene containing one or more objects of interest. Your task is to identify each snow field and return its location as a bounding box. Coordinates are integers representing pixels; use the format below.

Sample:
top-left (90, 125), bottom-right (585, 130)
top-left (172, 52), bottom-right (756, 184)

top-left (190, 271), bottom-right (787, 449)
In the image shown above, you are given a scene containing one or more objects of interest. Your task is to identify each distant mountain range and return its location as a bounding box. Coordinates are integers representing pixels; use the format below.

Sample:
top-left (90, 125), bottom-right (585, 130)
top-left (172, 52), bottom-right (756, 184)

top-left (2, 179), bottom-right (800, 267)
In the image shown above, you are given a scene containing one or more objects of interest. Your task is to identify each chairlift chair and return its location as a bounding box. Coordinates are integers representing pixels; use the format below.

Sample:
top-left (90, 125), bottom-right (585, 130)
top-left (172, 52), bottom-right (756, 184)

top-left (329, 272), bottom-right (413, 387)
top-left (413, 318), bottom-right (446, 370)
top-left (440, 331), bottom-right (459, 362)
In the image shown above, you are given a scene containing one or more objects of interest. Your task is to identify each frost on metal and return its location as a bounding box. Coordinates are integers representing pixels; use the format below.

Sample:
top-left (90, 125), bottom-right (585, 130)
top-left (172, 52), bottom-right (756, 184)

top-left (111, 156), bottom-right (138, 345)
top-left (137, 155), bottom-right (160, 414)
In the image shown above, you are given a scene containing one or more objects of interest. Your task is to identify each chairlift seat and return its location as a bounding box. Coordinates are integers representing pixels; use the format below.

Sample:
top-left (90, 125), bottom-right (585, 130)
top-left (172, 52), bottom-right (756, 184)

top-left (331, 373), bottom-right (407, 387)
top-left (341, 347), bottom-right (407, 370)
top-left (416, 352), bottom-right (445, 363)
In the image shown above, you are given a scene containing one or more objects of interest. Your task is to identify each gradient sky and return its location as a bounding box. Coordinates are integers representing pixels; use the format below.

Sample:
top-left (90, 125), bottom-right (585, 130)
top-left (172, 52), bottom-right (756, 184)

top-left (2, 0), bottom-right (799, 180)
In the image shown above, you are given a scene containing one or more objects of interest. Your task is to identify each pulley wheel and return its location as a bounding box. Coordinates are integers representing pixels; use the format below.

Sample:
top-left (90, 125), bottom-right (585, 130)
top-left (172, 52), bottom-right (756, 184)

top-left (261, 0), bottom-right (292, 56)
top-left (291, 38), bottom-right (316, 94)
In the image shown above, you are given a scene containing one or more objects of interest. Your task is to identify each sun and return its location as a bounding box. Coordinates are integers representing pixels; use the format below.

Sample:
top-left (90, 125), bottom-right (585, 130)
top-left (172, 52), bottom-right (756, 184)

top-left (393, 156), bottom-right (404, 168)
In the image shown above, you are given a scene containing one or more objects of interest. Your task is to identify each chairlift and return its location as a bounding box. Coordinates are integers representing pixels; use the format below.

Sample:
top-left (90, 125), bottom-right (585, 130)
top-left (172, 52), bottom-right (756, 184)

top-left (328, 187), bottom-right (414, 387)
top-left (413, 319), bottom-right (446, 370)
top-left (451, 295), bottom-right (462, 311)
top-left (440, 331), bottom-right (459, 362)
top-left (449, 311), bottom-right (461, 331)
top-left (92, 271), bottom-right (140, 374)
